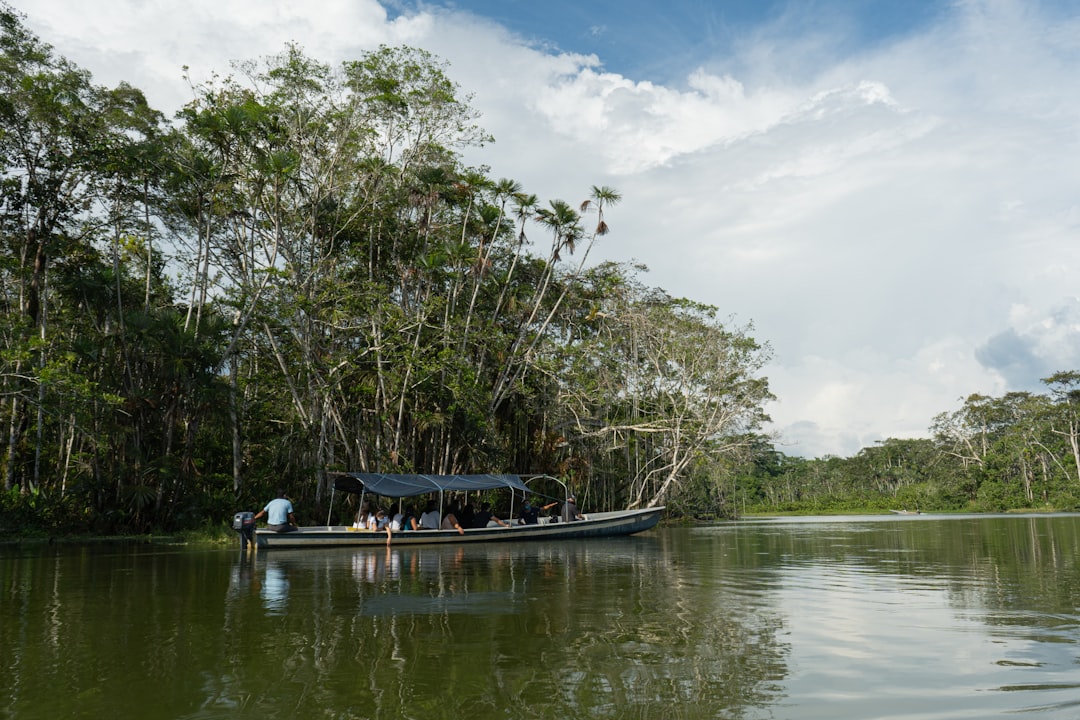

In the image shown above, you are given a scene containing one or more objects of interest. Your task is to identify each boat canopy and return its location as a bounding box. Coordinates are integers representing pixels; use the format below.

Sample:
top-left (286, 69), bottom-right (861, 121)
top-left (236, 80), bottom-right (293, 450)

top-left (333, 472), bottom-right (530, 498)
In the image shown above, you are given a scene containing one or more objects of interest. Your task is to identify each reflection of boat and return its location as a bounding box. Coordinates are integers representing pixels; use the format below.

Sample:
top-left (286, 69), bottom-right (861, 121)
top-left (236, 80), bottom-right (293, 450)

top-left (254, 473), bottom-right (664, 549)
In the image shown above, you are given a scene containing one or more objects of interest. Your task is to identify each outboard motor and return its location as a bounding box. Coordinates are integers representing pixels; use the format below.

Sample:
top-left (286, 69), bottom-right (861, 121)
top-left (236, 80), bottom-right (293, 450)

top-left (233, 511), bottom-right (255, 550)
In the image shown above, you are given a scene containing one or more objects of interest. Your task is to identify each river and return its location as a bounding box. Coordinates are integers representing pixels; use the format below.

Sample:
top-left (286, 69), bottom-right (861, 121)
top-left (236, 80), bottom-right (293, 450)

top-left (3, 514), bottom-right (1080, 719)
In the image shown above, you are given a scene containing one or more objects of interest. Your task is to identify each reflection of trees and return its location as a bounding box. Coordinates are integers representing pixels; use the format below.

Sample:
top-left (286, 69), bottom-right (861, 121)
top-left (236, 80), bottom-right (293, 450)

top-left (221, 539), bottom-right (789, 719)
top-left (6, 520), bottom-right (1080, 718)
top-left (1, 547), bottom-right (271, 718)
top-left (508, 541), bottom-right (787, 718)
top-left (721, 516), bottom-right (1080, 619)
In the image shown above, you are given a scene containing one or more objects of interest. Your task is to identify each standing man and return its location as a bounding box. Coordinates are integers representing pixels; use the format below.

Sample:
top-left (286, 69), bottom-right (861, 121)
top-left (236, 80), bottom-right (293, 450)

top-left (254, 488), bottom-right (298, 533)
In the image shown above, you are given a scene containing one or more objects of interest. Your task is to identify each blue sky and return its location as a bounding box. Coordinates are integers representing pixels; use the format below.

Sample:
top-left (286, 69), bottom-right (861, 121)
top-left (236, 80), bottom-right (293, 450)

top-left (15, 0), bottom-right (1080, 457)
top-left (401, 0), bottom-right (947, 81)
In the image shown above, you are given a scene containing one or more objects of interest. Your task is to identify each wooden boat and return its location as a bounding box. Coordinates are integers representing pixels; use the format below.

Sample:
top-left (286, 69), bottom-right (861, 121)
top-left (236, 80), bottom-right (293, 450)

top-left (253, 472), bottom-right (664, 549)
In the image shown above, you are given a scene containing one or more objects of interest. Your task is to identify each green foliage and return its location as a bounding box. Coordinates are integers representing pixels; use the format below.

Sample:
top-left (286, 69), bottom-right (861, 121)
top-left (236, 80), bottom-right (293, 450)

top-left (737, 382), bottom-right (1080, 517)
top-left (1, 4), bottom-right (1074, 535)
top-left (0, 0), bottom-right (1071, 533)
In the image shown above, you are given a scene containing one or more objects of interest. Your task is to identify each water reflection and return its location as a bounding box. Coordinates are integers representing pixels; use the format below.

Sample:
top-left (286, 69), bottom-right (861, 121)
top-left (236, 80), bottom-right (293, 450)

top-left (6, 517), bottom-right (1080, 719)
top-left (213, 538), bottom-right (786, 719)
top-left (259, 560), bottom-right (289, 615)
top-left (227, 552), bottom-right (255, 597)
top-left (691, 514), bottom-right (1080, 718)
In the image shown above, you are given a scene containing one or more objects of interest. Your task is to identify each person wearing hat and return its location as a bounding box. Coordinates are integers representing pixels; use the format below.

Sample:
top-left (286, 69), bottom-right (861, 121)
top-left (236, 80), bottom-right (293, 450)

top-left (561, 495), bottom-right (583, 523)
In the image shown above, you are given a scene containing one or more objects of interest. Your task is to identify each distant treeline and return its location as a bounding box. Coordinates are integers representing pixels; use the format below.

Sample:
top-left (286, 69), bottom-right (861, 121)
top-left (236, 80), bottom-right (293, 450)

top-left (722, 376), bottom-right (1080, 516)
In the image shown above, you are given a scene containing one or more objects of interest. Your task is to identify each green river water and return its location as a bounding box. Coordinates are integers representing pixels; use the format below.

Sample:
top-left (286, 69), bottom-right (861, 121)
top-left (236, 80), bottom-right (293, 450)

top-left (3, 514), bottom-right (1080, 719)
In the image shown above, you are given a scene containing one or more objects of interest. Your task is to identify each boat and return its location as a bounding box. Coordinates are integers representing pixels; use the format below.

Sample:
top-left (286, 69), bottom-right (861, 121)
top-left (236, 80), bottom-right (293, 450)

top-left (888, 509), bottom-right (922, 515)
top-left (251, 472), bottom-right (665, 549)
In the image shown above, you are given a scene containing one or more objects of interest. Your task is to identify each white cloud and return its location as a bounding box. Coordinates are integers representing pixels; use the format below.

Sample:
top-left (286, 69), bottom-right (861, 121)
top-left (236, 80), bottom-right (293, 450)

top-left (12, 0), bottom-right (1080, 457)
top-left (769, 339), bottom-right (1005, 457)
top-left (975, 298), bottom-right (1080, 388)
top-left (20, 0), bottom-right (428, 114)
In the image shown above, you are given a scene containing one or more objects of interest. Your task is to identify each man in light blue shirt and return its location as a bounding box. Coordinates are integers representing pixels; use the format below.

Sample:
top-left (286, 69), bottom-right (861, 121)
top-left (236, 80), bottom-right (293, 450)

top-left (254, 489), bottom-right (297, 533)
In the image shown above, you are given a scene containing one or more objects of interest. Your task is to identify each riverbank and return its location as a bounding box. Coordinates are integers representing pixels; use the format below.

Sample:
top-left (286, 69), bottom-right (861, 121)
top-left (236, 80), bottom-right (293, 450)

top-left (0, 525), bottom-right (235, 548)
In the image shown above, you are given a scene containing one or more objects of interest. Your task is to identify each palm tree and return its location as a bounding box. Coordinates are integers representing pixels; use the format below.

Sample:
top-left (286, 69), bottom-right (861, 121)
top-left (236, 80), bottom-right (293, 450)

top-left (581, 185), bottom-right (622, 238)
top-left (461, 177), bottom-right (520, 349)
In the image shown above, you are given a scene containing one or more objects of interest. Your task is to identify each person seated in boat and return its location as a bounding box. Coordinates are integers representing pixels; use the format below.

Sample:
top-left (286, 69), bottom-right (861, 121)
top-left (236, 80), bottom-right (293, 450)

top-left (458, 502), bottom-right (475, 529)
top-left (419, 500), bottom-right (440, 530)
top-left (473, 502), bottom-right (509, 528)
top-left (561, 496), bottom-right (584, 522)
top-left (389, 504), bottom-right (404, 531)
top-left (518, 499), bottom-right (557, 525)
top-left (400, 504), bottom-right (419, 531)
top-left (353, 501), bottom-right (372, 530)
top-left (366, 508), bottom-right (381, 531)
top-left (374, 508), bottom-right (393, 542)
top-left (254, 488), bottom-right (298, 533)
top-left (441, 504), bottom-right (466, 535)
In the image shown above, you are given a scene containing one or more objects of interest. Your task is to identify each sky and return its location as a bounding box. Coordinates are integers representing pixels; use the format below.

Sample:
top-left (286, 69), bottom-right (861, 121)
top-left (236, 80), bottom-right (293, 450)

top-left (11, 0), bottom-right (1080, 458)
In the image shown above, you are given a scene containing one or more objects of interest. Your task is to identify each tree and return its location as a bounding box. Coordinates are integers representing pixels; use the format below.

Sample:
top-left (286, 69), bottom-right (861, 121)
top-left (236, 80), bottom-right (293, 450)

top-left (0, 19), bottom-right (785, 531)
top-left (0, 5), bottom-right (174, 495)
top-left (1042, 371), bottom-right (1080, 488)
top-left (557, 268), bottom-right (773, 508)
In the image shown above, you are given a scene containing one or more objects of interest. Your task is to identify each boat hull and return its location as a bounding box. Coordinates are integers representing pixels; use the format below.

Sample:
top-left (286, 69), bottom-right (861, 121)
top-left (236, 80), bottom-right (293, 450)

top-left (254, 507), bottom-right (664, 549)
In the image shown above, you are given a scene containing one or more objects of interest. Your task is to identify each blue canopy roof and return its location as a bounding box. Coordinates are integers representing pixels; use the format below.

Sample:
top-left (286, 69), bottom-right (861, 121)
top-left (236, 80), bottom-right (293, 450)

top-left (334, 473), bottom-right (530, 498)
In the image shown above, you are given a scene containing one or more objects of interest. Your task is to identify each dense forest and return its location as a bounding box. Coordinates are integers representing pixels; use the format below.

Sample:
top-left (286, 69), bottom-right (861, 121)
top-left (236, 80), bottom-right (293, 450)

top-left (0, 5), bottom-right (776, 534)
top-left (1, 5), bottom-right (1078, 537)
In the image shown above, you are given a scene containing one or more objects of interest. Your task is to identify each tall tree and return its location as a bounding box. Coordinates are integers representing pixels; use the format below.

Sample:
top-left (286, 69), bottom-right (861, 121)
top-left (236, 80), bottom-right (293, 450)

top-left (0, 5), bottom-right (168, 494)
top-left (557, 267), bottom-right (773, 508)
top-left (1042, 371), bottom-right (1080, 487)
